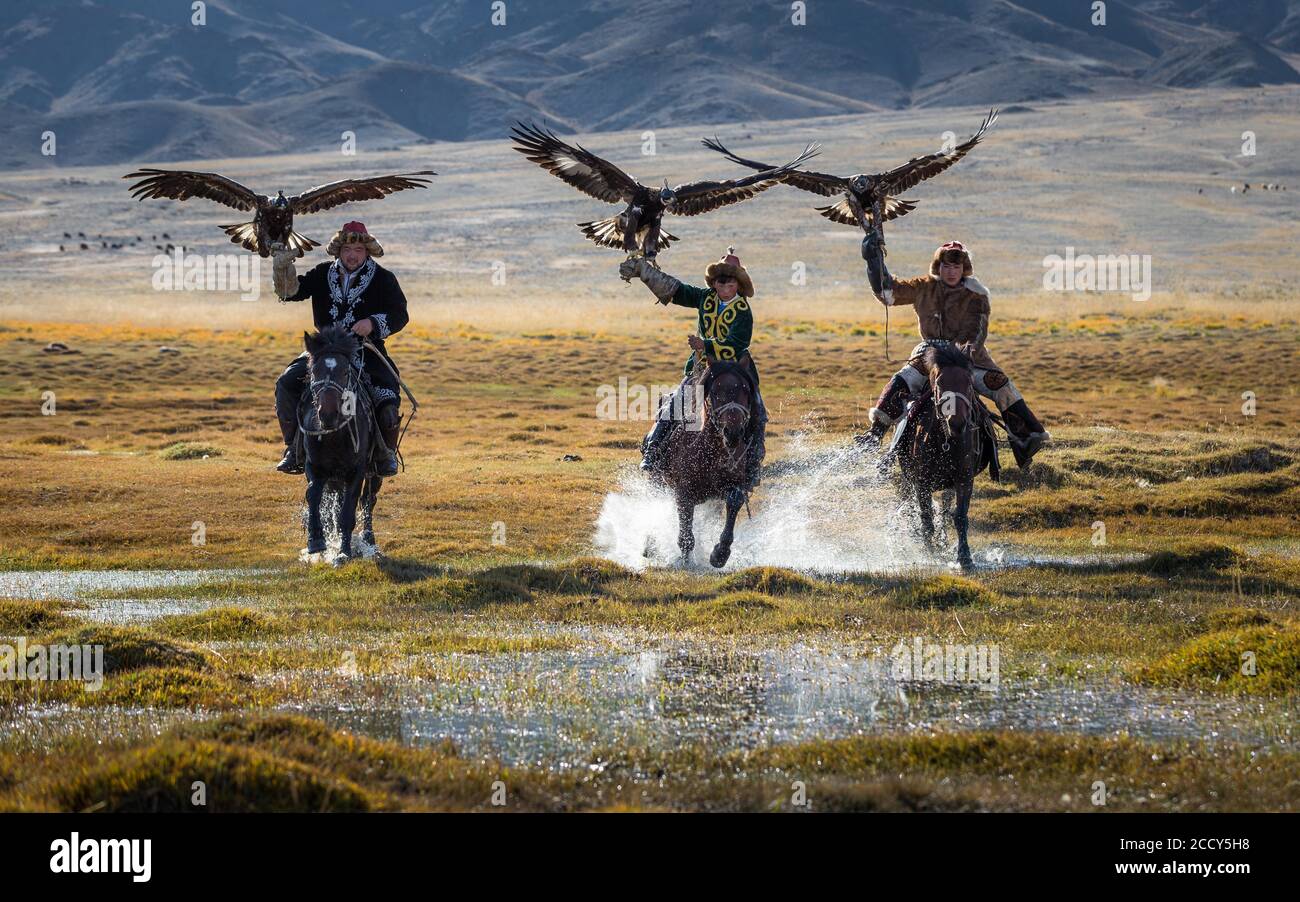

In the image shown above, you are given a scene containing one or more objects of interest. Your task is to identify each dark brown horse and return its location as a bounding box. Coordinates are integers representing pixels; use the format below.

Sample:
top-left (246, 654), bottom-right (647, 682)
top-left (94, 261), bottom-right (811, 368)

top-left (654, 360), bottom-right (758, 568)
top-left (894, 341), bottom-right (1000, 570)
top-left (299, 326), bottom-right (384, 564)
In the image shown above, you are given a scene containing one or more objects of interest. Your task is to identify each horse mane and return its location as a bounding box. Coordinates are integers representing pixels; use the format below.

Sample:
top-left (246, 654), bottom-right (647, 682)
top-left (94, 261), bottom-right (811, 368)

top-left (702, 360), bottom-right (756, 394)
top-left (307, 324), bottom-right (359, 359)
top-left (923, 342), bottom-right (972, 371)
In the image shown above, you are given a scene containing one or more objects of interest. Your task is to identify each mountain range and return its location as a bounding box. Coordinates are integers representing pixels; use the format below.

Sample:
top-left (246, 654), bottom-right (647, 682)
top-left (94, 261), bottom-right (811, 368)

top-left (2, 0), bottom-right (1298, 168)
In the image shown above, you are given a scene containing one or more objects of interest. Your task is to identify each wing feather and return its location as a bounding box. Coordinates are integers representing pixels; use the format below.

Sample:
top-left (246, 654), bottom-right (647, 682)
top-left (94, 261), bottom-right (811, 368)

top-left (511, 121), bottom-right (639, 204)
top-left (671, 144), bottom-right (822, 216)
top-left (290, 171), bottom-right (436, 214)
top-left (699, 136), bottom-right (847, 197)
top-left (877, 108), bottom-right (998, 195)
top-left (123, 168), bottom-right (261, 211)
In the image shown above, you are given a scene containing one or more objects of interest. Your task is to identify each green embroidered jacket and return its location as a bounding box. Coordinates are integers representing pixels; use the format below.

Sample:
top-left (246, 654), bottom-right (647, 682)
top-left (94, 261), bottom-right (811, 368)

top-left (670, 283), bottom-right (755, 380)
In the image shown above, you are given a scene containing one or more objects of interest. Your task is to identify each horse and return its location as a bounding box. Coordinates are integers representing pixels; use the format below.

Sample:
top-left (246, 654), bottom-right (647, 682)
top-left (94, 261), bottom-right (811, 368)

top-left (298, 325), bottom-right (385, 565)
top-left (893, 341), bottom-right (1000, 571)
top-left (654, 359), bottom-right (758, 568)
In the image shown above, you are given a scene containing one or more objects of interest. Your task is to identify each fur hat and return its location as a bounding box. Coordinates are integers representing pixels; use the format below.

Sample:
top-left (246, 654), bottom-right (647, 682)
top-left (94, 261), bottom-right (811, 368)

top-left (930, 240), bottom-right (972, 277)
top-left (326, 220), bottom-right (384, 258)
top-left (704, 246), bottom-right (754, 298)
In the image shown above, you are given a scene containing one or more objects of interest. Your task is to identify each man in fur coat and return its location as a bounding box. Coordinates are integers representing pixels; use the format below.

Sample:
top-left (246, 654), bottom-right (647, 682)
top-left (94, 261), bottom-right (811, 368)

top-left (860, 234), bottom-right (1049, 468)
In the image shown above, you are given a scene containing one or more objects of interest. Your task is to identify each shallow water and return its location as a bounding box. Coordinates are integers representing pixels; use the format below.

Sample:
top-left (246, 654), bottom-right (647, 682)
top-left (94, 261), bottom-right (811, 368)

top-left (1, 568), bottom-right (1291, 770)
top-left (293, 637), bottom-right (1294, 768)
top-left (592, 435), bottom-right (1137, 574)
top-left (0, 568), bottom-right (261, 624)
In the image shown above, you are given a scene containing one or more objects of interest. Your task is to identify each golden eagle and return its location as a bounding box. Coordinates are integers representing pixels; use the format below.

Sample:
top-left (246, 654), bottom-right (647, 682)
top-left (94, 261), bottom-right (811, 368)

top-left (510, 121), bottom-right (818, 260)
top-left (702, 108), bottom-right (998, 235)
top-left (122, 169), bottom-right (437, 257)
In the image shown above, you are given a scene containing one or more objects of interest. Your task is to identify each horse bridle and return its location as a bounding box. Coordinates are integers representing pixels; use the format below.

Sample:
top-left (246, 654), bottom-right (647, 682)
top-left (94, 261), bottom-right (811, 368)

top-left (298, 353), bottom-right (363, 451)
top-left (705, 387), bottom-right (753, 469)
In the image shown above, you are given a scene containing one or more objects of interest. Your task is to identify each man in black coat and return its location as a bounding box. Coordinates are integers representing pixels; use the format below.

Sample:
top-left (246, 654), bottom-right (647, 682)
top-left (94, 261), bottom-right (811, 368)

top-left (271, 220), bottom-right (408, 475)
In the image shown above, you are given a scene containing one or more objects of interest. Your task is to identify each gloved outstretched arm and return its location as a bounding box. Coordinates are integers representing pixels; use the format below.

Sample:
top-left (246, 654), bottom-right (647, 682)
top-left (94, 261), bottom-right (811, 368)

top-left (619, 256), bottom-right (681, 304)
top-left (272, 244), bottom-right (302, 301)
top-left (861, 232), bottom-right (894, 302)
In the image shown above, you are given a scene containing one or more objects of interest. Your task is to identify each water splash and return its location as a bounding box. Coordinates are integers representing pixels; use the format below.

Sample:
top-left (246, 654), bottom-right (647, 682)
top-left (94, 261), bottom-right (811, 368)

top-left (593, 431), bottom-right (933, 574)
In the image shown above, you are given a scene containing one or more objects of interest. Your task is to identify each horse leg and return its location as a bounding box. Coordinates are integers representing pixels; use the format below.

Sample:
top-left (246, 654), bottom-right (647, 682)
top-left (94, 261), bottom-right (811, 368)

top-left (915, 482), bottom-right (936, 553)
top-left (305, 467), bottom-right (327, 555)
top-left (954, 477), bottom-right (975, 571)
top-left (710, 487), bottom-right (744, 569)
top-left (334, 470), bottom-right (365, 565)
top-left (676, 495), bottom-right (695, 566)
top-left (360, 476), bottom-right (382, 553)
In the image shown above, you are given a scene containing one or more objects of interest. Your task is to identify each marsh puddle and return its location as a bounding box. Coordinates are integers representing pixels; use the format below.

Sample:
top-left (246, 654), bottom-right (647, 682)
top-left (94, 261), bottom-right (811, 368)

top-left (0, 568), bottom-right (261, 623)
top-left (295, 639), bottom-right (1294, 768)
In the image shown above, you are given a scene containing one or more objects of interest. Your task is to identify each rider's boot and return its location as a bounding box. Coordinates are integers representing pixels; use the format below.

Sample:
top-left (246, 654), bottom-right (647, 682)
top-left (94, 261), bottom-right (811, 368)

top-left (375, 405), bottom-right (401, 477)
top-left (640, 414), bottom-right (674, 472)
top-left (274, 402), bottom-right (303, 474)
top-left (1001, 399), bottom-right (1050, 469)
top-left (855, 375), bottom-right (910, 450)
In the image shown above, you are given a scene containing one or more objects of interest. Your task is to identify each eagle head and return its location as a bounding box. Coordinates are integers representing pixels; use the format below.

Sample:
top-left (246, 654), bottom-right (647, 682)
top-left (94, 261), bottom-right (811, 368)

top-left (272, 191), bottom-right (289, 208)
top-left (658, 181), bottom-right (677, 206)
top-left (850, 174), bottom-right (872, 194)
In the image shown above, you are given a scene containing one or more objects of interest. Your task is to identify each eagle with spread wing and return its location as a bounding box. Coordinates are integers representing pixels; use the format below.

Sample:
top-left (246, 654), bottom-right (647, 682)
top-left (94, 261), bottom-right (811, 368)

top-left (510, 121), bottom-right (818, 261)
top-left (702, 108), bottom-right (998, 236)
top-left (122, 169), bottom-right (437, 257)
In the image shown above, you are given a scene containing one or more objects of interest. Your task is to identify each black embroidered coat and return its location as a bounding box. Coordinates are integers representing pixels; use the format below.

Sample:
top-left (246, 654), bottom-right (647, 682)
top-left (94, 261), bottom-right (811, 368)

top-left (285, 258), bottom-right (409, 367)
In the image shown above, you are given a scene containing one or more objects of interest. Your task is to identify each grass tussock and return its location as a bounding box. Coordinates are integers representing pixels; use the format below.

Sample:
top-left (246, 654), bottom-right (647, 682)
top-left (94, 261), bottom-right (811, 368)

top-left (400, 631), bottom-right (575, 655)
top-left (158, 442), bottom-right (222, 460)
top-left (1131, 626), bottom-right (1300, 695)
top-left (1196, 607), bottom-right (1274, 633)
top-left (156, 607), bottom-right (287, 641)
top-left (91, 667), bottom-right (253, 710)
top-left (37, 624), bottom-right (207, 674)
top-left (0, 600), bottom-right (79, 634)
top-left (49, 739), bottom-right (375, 813)
top-left (891, 576), bottom-right (998, 610)
top-left (718, 567), bottom-right (827, 596)
top-left (1142, 541), bottom-right (1245, 577)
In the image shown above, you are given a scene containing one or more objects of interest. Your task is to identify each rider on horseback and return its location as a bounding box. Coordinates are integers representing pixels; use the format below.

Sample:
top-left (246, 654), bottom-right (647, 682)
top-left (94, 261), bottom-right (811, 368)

top-left (271, 220), bottom-right (408, 476)
top-left (859, 235), bottom-right (1050, 468)
top-left (620, 247), bottom-right (767, 489)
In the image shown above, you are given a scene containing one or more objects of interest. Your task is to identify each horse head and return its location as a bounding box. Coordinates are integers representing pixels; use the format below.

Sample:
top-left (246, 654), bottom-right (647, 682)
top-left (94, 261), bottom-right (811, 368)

top-left (703, 361), bottom-right (754, 451)
top-left (303, 325), bottom-right (359, 430)
top-left (924, 341), bottom-right (976, 440)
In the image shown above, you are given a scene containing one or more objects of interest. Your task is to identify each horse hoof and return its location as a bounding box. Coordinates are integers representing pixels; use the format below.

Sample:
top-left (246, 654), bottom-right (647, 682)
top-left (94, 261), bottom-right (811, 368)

top-left (709, 544), bottom-right (732, 568)
top-left (332, 553), bottom-right (350, 567)
top-left (958, 555), bottom-right (975, 572)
